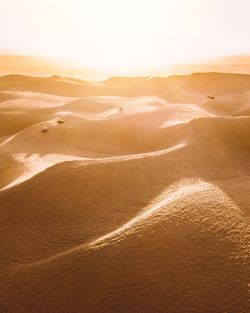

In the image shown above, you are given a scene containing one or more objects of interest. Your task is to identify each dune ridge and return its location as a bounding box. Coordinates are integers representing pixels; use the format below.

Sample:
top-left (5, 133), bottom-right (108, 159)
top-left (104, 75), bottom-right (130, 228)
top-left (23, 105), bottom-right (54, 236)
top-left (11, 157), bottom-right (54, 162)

top-left (0, 72), bottom-right (249, 313)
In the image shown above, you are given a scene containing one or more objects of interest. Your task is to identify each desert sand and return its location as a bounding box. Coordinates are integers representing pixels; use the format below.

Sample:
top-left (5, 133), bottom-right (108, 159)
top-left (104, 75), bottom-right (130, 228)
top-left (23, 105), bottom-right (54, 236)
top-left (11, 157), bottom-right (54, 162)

top-left (0, 72), bottom-right (249, 312)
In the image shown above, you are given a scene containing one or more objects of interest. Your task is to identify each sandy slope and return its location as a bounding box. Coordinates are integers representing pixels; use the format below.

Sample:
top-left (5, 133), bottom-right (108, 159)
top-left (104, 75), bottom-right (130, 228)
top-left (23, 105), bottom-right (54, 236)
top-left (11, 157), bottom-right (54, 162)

top-left (0, 72), bottom-right (249, 313)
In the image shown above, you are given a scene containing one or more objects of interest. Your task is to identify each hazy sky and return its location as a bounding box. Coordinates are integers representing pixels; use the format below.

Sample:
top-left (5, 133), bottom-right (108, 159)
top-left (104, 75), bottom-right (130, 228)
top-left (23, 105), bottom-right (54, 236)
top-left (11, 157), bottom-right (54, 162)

top-left (1, 0), bottom-right (249, 70)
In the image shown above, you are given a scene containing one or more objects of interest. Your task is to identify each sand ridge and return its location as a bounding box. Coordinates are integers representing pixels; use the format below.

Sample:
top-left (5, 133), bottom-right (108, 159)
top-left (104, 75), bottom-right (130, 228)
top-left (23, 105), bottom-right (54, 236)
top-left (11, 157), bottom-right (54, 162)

top-left (0, 72), bottom-right (249, 313)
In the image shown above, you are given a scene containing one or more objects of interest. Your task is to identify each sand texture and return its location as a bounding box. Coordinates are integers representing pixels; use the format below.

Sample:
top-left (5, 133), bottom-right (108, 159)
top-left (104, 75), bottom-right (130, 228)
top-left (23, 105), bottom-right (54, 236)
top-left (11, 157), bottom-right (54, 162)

top-left (0, 73), bottom-right (249, 313)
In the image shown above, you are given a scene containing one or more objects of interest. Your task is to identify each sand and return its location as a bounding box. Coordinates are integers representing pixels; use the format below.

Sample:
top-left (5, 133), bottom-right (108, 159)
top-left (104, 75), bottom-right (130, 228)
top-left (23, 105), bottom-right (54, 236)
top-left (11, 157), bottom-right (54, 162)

top-left (0, 72), bottom-right (249, 313)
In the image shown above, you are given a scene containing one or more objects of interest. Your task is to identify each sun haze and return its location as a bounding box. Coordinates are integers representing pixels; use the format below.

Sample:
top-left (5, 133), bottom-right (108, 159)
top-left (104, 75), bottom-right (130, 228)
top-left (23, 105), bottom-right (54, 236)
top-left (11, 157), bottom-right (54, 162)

top-left (0, 1), bottom-right (250, 312)
top-left (0, 0), bottom-right (250, 73)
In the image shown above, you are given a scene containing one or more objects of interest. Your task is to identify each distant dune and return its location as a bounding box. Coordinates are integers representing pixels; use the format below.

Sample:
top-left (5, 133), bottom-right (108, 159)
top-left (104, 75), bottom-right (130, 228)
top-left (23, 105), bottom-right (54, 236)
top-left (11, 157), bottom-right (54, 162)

top-left (0, 72), bottom-right (249, 313)
top-left (1, 54), bottom-right (250, 80)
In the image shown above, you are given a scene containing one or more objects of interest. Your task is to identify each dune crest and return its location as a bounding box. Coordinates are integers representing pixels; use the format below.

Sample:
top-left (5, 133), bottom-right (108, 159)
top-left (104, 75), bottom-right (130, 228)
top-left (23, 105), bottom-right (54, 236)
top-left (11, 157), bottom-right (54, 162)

top-left (0, 72), bottom-right (249, 313)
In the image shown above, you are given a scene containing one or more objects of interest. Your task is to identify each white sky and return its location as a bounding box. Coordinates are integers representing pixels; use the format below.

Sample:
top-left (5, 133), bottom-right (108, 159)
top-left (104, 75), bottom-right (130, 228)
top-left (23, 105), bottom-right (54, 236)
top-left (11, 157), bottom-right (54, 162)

top-left (0, 0), bottom-right (249, 70)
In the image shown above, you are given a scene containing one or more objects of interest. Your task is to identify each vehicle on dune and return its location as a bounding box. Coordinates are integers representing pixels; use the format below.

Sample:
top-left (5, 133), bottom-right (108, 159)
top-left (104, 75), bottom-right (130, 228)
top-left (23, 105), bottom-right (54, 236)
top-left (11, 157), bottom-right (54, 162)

top-left (207, 95), bottom-right (215, 100)
top-left (56, 119), bottom-right (65, 125)
top-left (119, 106), bottom-right (124, 114)
top-left (41, 127), bottom-right (49, 134)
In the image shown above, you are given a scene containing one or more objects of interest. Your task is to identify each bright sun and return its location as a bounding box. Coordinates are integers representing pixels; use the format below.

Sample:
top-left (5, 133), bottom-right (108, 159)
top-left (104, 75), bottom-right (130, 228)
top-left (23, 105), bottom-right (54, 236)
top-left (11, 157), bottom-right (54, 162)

top-left (56, 0), bottom-right (181, 70)
top-left (0, 0), bottom-right (250, 72)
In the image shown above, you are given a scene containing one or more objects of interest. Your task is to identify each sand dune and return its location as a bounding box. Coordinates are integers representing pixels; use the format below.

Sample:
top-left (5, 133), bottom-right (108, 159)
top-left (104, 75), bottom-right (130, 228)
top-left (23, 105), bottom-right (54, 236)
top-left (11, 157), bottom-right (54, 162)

top-left (1, 72), bottom-right (250, 98)
top-left (0, 72), bottom-right (249, 312)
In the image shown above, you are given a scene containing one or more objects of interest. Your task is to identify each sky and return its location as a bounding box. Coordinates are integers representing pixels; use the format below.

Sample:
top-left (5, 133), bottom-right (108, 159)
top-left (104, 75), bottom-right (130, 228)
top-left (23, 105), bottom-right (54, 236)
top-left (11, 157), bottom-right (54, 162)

top-left (0, 0), bottom-right (249, 71)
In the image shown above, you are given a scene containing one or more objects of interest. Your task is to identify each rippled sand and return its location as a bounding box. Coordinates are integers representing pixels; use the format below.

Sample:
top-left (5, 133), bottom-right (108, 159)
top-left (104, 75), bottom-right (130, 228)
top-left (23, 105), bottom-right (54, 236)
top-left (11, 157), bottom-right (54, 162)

top-left (0, 73), bottom-right (249, 313)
